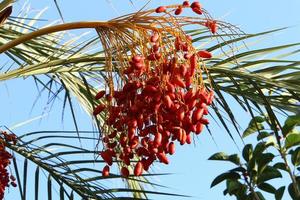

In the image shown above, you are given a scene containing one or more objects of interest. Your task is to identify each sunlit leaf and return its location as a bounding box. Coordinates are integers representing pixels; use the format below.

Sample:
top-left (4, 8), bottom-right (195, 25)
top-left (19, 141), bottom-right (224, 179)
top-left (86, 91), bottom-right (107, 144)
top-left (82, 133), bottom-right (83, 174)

top-left (285, 133), bottom-right (300, 149)
top-left (282, 115), bottom-right (300, 136)
top-left (257, 131), bottom-right (272, 141)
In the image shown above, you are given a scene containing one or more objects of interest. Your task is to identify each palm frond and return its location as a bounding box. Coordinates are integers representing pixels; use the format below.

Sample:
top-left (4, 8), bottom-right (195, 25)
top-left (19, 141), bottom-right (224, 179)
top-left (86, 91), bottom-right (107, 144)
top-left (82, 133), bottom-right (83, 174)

top-left (5, 130), bottom-right (185, 199)
top-left (202, 31), bottom-right (299, 145)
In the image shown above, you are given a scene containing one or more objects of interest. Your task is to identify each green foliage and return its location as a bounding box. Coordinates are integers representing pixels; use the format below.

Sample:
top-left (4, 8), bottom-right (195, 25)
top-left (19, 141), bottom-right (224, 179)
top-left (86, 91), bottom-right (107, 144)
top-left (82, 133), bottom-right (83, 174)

top-left (209, 152), bottom-right (230, 161)
top-left (257, 183), bottom-right (276, 194)
top-left (243, 117), bottom-right (266, 138)
top-left (257, 132), bottom-right (272, 141)
top-left (282, 115), bottom-right (300, 136)
top-left (242, 144), bottom-right (253, 162)
top-left (285, 133), bottom-right (300, 150)
top-left (291, 147), bottom-right (300, 166)
top-left (208, 152), bottom-right (241, 165)
top-left (275, 186), bottom-right (285, 200)
top-left (211, 172), bottom-right (240, 188)
top-left (288, 181), bottom-right (300, 200)
top-left (210, 115), bottom-right (300, 199)
top-left (256, 166), bottom-right (282, 184)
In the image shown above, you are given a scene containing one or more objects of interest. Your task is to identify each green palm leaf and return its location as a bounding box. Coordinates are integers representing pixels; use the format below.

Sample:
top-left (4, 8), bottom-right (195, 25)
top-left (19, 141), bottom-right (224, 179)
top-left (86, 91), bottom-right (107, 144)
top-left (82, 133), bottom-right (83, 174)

top-left (5, 130), bottom-right (186, 199)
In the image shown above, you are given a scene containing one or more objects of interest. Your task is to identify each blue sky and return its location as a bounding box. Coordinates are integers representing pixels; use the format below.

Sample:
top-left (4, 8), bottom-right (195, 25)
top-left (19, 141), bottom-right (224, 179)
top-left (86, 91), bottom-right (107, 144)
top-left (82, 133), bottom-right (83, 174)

top-left (1, 0), bottom-right (300, 199)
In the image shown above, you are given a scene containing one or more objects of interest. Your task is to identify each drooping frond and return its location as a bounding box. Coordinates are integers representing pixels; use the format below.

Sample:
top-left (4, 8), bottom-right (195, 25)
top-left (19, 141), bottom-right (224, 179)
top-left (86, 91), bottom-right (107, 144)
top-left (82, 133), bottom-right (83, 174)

top-left (3, 129), bottom-right (186, 199)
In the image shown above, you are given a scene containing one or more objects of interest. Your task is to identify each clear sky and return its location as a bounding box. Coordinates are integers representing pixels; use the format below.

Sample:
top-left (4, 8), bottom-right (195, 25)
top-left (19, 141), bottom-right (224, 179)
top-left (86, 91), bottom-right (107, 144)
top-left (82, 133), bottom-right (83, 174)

top-left (1, 0), bottom-right (300, 199)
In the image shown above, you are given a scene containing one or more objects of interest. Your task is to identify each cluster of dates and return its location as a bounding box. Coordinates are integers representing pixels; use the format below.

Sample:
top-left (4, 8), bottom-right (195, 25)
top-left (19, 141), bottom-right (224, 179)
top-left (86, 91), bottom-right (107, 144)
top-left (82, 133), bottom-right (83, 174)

top-left (0, 131), bottom-right (17, 200)
top-left (93, 28), bottom-right (214, 177)
top-left (92, 1), bottom-right (218, 177)
top-left (156, 1), bottom-right (218, 34)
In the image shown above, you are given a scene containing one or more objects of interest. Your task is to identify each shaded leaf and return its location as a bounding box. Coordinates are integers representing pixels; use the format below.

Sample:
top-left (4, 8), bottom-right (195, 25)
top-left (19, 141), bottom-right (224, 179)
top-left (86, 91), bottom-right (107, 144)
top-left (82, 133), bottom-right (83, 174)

top-left (209, 152), bottom-right (240, 165)
top-left (211, 172), bottom-right (240, 188)
top-left (256, 153), bottom-right (275, 173)
top-left (208, 152), bottom-right (229, 161)
top-left (273, 162), bottom-right (288, 172)
top-left (257, 183), bottom-right (276, 194)
top-left (253, 142), bottom-right (268, 157)
top-left (226, 179), bottom-right (243, 194)
top-left (242, 144), bottom-right (253, 162)
top-left (228, 154), bottom-right (241, 165)
top-left (288, 183), bottom-right (300, 200)
top-left (229, 167), bottom-right (246, 173)
top-left (291, 147), bottom-right (300, 166)
top-left (275, 186), bottom-right (285, 200)
top-left (255, 191), bottom-right (266, 200)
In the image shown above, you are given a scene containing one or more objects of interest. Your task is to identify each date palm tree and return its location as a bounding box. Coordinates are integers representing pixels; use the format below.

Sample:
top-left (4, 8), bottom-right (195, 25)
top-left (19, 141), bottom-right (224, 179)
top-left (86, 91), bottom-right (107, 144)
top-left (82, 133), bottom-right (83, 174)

top-left (0, 0), bottom-right (299, 199)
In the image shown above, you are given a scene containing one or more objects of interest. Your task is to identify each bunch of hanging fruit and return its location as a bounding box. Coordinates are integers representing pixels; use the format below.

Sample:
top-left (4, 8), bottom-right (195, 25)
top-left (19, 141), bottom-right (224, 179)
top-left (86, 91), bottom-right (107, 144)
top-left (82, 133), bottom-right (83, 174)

top-left (0, 131), bottom-right (17, 200)
top-left (93, 1), bottom-right (216, 177)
